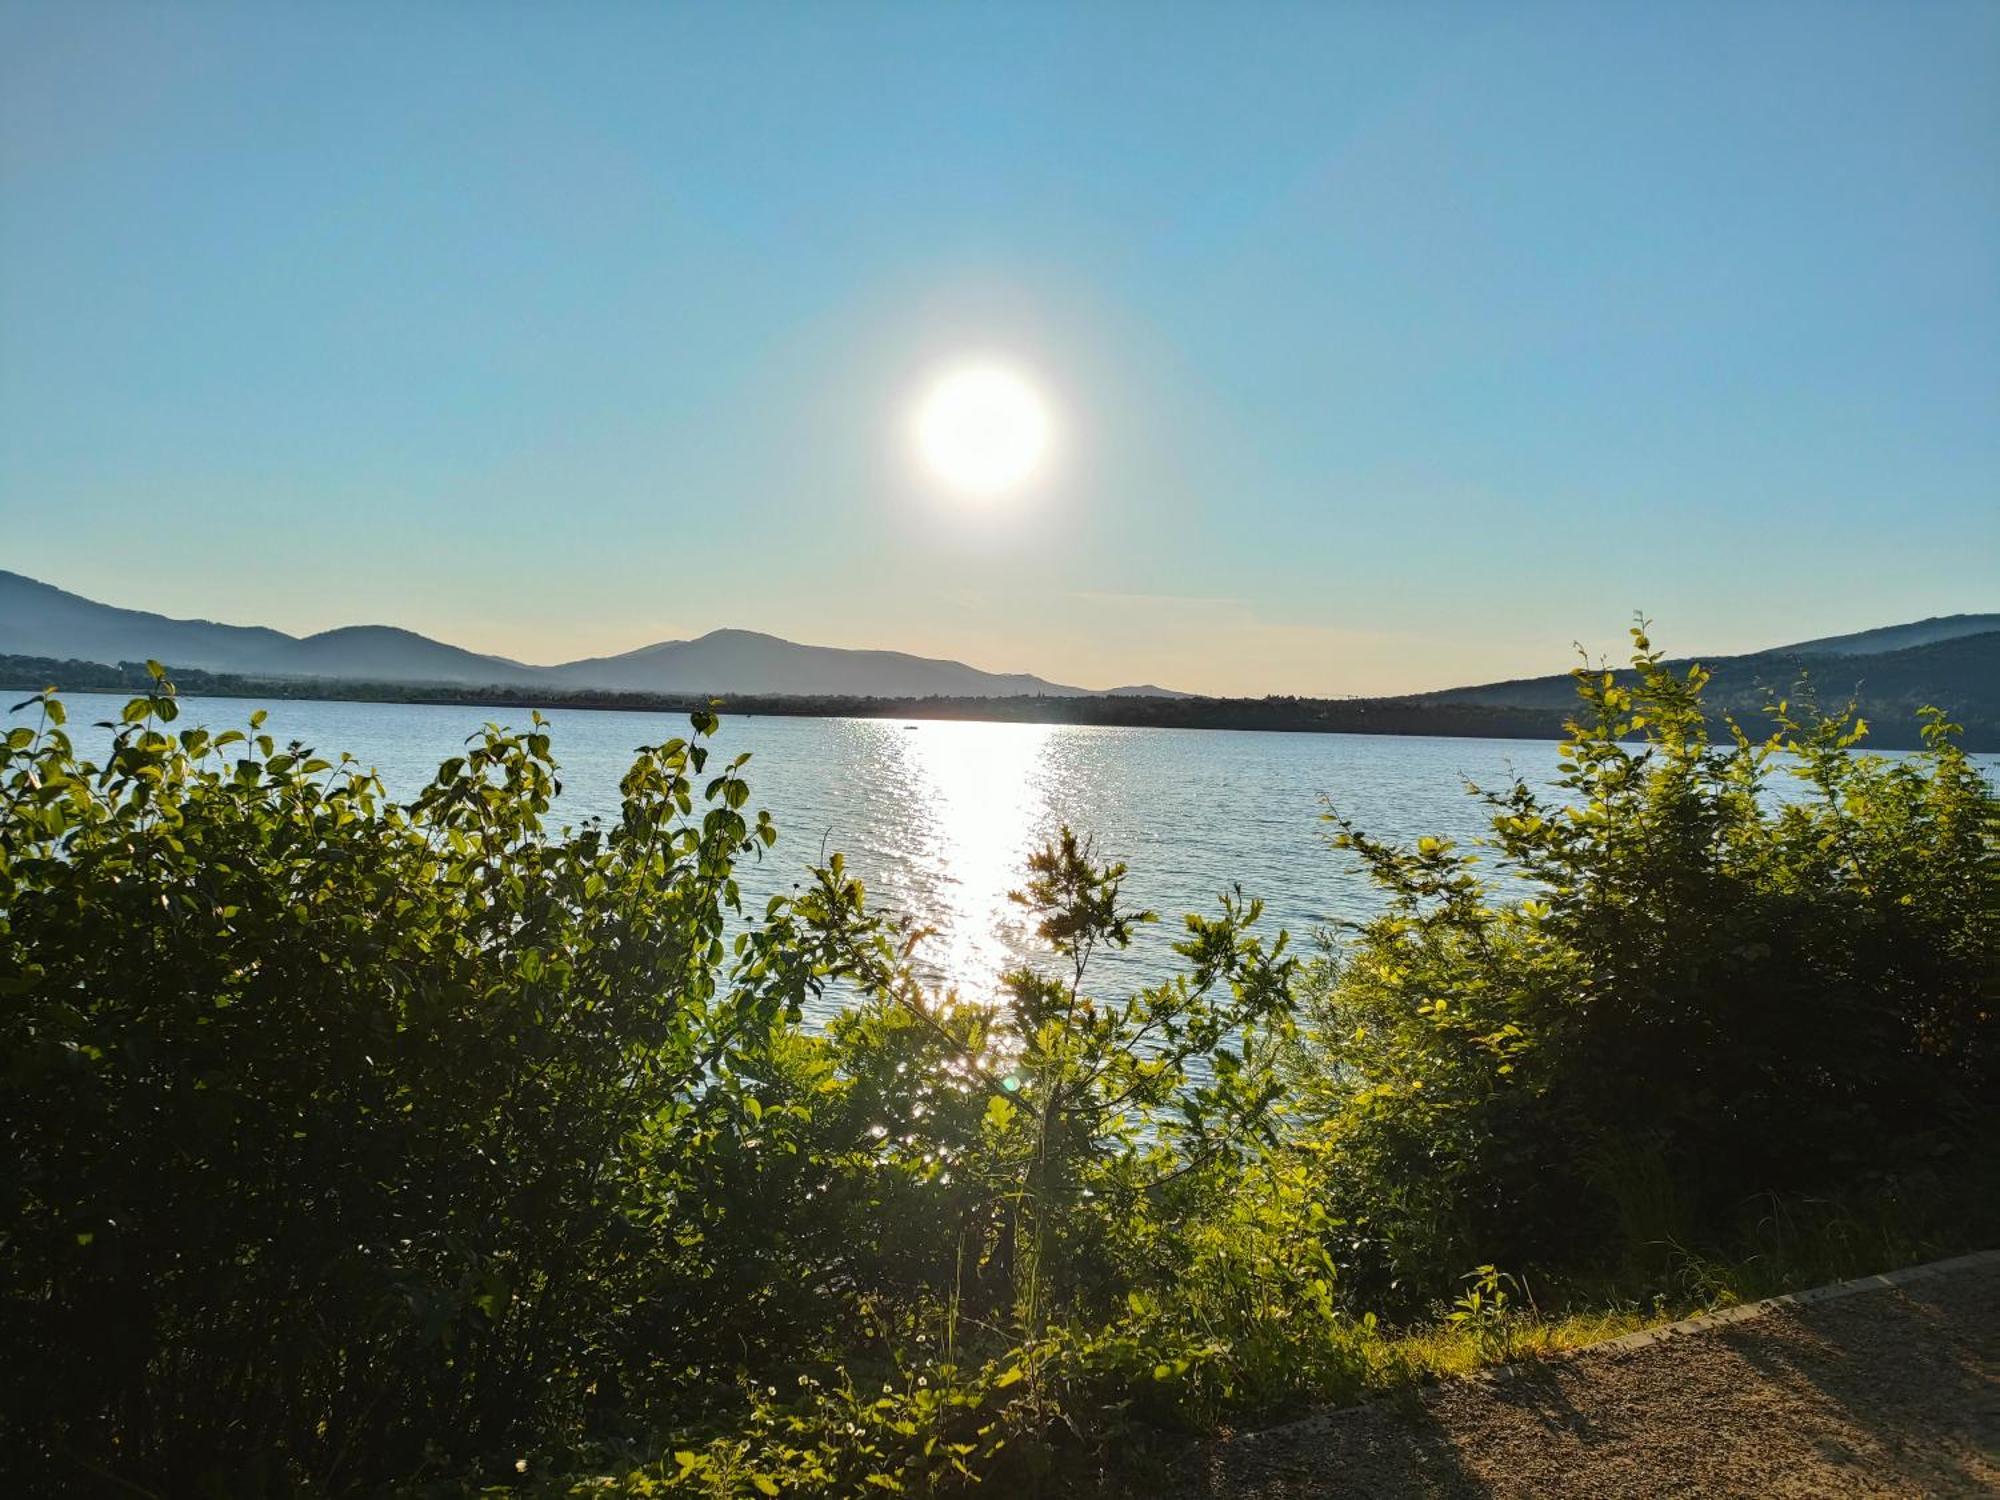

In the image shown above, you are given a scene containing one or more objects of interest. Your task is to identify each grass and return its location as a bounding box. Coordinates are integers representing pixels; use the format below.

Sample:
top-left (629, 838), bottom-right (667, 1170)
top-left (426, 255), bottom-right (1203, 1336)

top-left (1381, 1301), bottom-right (1671, 1384)
top-left (1336, 1191), bottom-right (1998, 1408)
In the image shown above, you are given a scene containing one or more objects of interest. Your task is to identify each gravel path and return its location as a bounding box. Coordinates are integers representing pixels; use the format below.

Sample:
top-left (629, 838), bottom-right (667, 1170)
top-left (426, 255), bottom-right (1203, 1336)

top-left (1174, 1256), bottom-right (2000, 1499)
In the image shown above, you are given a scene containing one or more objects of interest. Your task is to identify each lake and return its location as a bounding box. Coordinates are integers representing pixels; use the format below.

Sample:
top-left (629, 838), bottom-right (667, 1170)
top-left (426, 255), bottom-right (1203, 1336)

top-left (21, 692), bottom-right (1997, 1012)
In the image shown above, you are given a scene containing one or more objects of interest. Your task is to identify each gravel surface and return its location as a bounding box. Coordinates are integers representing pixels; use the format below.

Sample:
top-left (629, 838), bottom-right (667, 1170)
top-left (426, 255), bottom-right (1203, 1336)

top-left (1172, 1259), bottom-right (2000, 1499)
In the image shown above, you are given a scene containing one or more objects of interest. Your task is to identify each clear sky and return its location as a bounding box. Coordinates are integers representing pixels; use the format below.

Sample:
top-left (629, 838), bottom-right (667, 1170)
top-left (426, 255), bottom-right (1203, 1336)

top-left (2, 0), bottom-right (1995, 695)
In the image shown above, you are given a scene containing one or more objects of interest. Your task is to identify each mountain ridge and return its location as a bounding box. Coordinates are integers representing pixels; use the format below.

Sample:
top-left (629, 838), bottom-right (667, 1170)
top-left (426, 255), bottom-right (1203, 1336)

top-left (4, 571), bottom-right (1993, 722)
top-left (0, 570), bottom-right (1174, 699)
top-left (1765, 614), bottom-right (2000, 657)
top-left (1410, 628), bottom-right (2000, 743)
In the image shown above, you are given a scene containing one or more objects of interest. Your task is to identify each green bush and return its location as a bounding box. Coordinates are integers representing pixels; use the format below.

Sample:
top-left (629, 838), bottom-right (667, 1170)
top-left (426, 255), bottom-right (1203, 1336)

top-left (3, 629), bottom-right (1992, 1496)
top-left (0, 672), bottom-right (891, 1490)
top-left (0, 671), bottom-right (1315, 1494)
top-left (1289, 626), bottom-right (1998, 1307)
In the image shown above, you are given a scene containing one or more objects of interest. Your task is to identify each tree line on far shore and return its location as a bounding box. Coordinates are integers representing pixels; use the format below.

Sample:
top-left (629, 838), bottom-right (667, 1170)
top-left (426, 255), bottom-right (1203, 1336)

top-left (5, 646), bottom-right (1991, 750)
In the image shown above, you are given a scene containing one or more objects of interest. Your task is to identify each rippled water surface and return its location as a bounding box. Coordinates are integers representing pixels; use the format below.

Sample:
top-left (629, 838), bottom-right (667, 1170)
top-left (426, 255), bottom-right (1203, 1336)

top-left (26, 693), bottom-right (1997, 1013)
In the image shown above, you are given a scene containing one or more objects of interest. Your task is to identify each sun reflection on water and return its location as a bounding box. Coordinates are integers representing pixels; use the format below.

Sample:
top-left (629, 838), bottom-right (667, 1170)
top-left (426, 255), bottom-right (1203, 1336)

top-left (890, 720), bottom-right (1060, 1000)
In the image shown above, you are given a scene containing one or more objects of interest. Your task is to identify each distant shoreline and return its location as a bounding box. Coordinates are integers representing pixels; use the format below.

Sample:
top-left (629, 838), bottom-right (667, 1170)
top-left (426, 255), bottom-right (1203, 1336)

top-left (5, 652), bottom-right (1990, 751)
top-left (1, 651), bottom-right (1571, 741)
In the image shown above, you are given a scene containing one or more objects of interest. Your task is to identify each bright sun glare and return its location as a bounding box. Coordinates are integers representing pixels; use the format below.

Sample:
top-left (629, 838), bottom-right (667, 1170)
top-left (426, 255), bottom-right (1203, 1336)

top-left (912, 363), bottom-right (1052, 499)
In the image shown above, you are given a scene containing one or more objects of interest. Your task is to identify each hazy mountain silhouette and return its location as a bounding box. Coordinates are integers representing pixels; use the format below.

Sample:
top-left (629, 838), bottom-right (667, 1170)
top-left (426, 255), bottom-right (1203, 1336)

top-left (0, 571), bottom-right (546, 685)
top-left (283, 626), bottom-right (547, 685)
top-left (1766, 614), bottom-right (2000, 657)
top-left (7, 569), bottom-right (1990, 713)
top-left (0, 571), bottom-right (1183, 698)
top-left (549, 628), bottom-right (1099, 697)
top-left (1413, 628), bottom-right (2000, 729)
top-left (0, 569), bottom-right (303, 676)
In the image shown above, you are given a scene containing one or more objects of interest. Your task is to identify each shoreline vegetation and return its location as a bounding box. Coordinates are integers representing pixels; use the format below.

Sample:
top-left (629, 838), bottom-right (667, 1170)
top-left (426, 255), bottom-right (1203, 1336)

top-left (3, 626), bottom-right (1994, 1496)
top-left (3, 647), bottom-right (1994, 751)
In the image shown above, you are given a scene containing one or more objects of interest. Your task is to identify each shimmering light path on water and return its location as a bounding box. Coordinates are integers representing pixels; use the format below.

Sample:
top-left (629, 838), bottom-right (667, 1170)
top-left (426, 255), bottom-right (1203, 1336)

top-left (23, 694), bottom-right (1997, 1014)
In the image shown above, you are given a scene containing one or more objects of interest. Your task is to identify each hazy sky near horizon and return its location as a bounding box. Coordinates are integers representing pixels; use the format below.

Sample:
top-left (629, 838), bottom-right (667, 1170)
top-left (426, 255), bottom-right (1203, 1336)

top-left (2, 0), bottom-right (1996, 696)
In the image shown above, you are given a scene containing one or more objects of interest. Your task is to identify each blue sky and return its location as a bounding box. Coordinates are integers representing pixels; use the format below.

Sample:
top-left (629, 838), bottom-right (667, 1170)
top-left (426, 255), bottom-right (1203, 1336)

top-left (2, 0), bottom-right (1995, 694)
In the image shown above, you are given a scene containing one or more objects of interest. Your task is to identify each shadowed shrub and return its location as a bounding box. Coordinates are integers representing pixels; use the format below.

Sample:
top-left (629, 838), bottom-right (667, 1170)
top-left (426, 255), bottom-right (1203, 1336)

top-left (2, 626), bottom-right (1991, 1494)
top-left (1288, 625), bottom-right (1998, 1308)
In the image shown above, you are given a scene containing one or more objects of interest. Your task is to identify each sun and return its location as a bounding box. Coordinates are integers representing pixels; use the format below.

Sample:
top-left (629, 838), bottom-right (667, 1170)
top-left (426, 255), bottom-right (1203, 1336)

top-left (912, 362), bottom-right (1053, 499)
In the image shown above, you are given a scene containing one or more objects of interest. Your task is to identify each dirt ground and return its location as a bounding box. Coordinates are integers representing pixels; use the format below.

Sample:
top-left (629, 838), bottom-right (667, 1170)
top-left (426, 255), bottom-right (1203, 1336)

top-left (1171, 1259), bottom-right (2000, 1499)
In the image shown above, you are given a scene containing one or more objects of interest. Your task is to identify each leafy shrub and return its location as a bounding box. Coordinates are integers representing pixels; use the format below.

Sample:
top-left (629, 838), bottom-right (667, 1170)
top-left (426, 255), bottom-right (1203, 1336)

top-left (0, 672), bottom-right (882, 1490)
top-left (3, 626), bottom-right (1991, 1495)
top-left (0, 673), bottom-right (1319, 1494)
top-left (1289, 625), bottom-right (1998, 1307)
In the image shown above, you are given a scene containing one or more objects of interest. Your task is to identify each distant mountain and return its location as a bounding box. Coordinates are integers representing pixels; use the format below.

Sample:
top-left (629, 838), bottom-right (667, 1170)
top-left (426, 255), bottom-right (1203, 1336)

top-left (1766, 614), bottom-right (2000, 657)
top-left (549, 628), bottom-right (1093, 698)
top-left (0, 571), bottom-right (546, 685)
top-left (0, 570), bottom-right (1179, 699)
top-left (8, 570), bottom-right (1986, 728)
top-left (0, 569), bottom-right (299, 676)
top-left (285, 626), bottom-right (546, 684)
top-left (1415, 628), bottom-right (2000, 744)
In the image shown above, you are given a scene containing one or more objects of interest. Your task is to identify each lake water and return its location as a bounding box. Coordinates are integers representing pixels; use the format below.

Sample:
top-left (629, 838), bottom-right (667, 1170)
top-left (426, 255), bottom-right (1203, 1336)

top-left (21, 693), bottom-right (1997, 1011)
